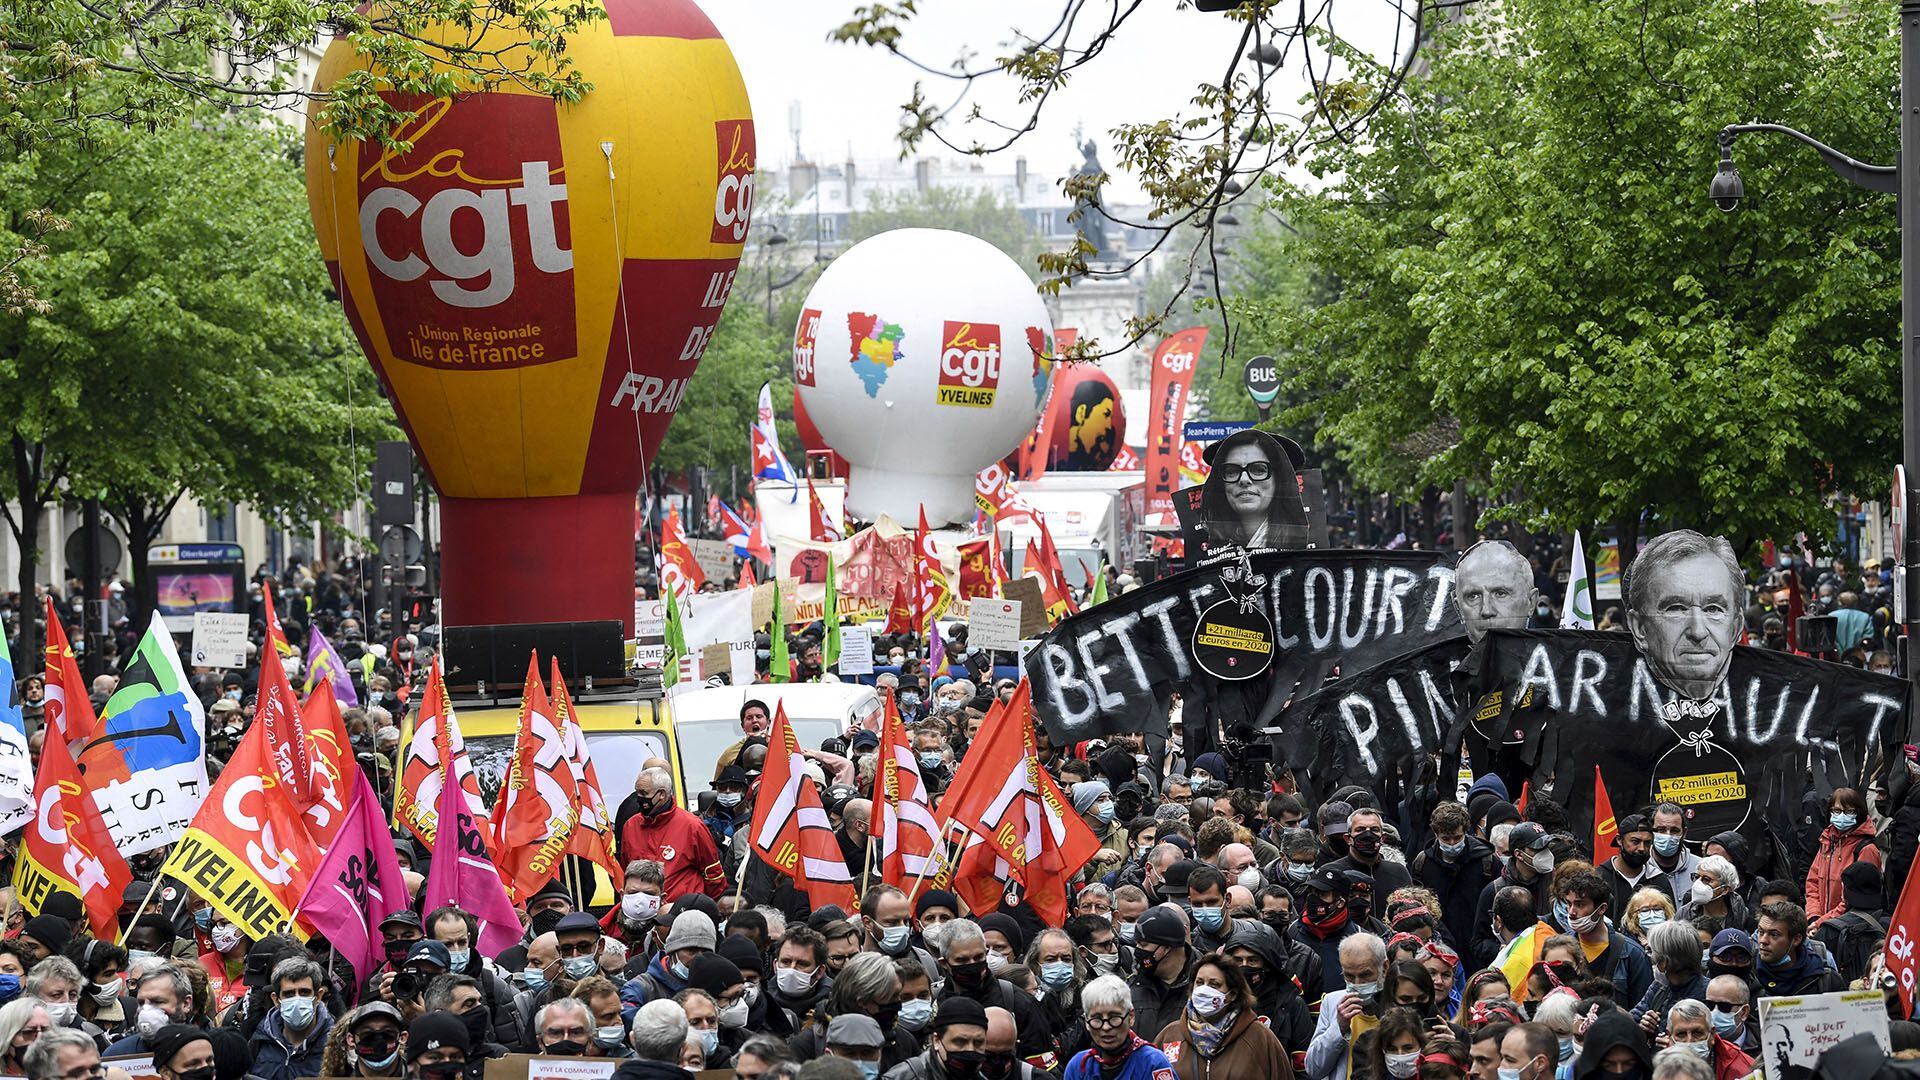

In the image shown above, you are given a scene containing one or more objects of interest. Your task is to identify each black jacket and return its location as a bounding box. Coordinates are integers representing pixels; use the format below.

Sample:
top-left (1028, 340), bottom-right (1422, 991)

top-left (940, 976), bottom-right (1054, 1063)
top-left (1227, 922), bottom-right (1313, 1058)
top-left (1888, 768), bottom-right (1920, 903)
top-left (611, 1059), bottom-right (694, 1080)
top-left (1409, 837), bottom-right (1494, 951)
top-left (1471, 863), bottom-right (1551, 969)
top-left (1322, 855), bottom-right (1413, 916)
top-left (1126, 947), bottom-right (1196, 1048)
top-left (1572, 1014), bottom-right (1652, 1080)
top-left (1755, 946), bottom-right (1846, 997)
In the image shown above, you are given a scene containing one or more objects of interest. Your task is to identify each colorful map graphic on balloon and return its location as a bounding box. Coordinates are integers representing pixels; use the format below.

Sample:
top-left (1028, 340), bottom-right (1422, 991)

top-left (1025, 326), bottom-right (1053, 400)
top-left (847, 312), bottom-right (906, 397)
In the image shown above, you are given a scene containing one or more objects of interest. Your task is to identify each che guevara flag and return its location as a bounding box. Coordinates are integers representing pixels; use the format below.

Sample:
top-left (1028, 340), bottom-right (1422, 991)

top-left (491, 657), bottom-right (578, 901)
top-left (40, 597), bottom-right (93, 750)
top-left (293, 770), bottom-right (407, 982)
top-left (157, 692), bottom-right (319, 941)
top-left (936, 682), bottom-right (1100, 926)
top-left (14, 704), bottom-right (129, 939)
top-left (553, 658), bottom-right (622, 880)
top-left (748, 702), bottom-right (857, 911)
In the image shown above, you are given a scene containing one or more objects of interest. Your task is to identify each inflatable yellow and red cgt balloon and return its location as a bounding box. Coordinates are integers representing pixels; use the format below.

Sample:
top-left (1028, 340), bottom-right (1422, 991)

top-left (305, 0), bottom-right (752, 632)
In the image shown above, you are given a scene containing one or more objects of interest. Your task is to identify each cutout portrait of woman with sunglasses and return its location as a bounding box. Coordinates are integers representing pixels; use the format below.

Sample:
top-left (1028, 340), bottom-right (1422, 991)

top-left (1197, 429), bottom-right (1310, 553)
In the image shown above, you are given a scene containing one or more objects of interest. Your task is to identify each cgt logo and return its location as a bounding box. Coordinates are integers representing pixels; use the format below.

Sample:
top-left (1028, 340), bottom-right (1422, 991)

top-left (937, 320), bottom-right (1002, 408)
top-left (712, 119), bottom-right (756, 244)
top-left (1160, 347), bottom-right (1197, 374)
top-left (355, 93), bottom-right (577, 368)
top-left (794, 307), bottom-right (821, 386)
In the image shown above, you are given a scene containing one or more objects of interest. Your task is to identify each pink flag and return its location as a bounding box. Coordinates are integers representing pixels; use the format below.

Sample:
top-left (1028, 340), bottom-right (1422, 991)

top-left (293, 772), bottom-right (407, 983)
top-left (424, 742), bottom-right (523, 955)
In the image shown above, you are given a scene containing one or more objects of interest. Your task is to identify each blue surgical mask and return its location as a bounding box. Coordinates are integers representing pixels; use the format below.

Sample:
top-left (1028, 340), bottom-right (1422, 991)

top-left (716, 792), bottom-right (743, 808)
top-left (1039, 961), bottom-right (1076, 990)
top-left (856, 1063), bottom-right (880, 1080)
top-left (918, 752), bottom-right (944, 771)
top-left (563, 955), bottom-right (598, 979)
top-left (1498, 1069), bottom-right (1524, 1080)
top-left (673, 959), bottom-right (690, 981)
top-left (0, 974), bottom-right (21, 1004)
top-left (1653, 834), bottom-right (1681, 858)
top-left (876, 925), bottom-right (912, 953)
top-left (194, 908), bottom-right (214, 930)
top-left (129, 949), bottom-right (157, 962)
top-left (699, 1028), bottom-right (718, 1056)
top-left (1192, 907), bottom-right (1225, 931)
top-left (278, 996), bottom-right (317, 1030)
top-left (1553, 899), bottom-right (1571, 928)
top-left (1832, 812), bottom-right (1859, 831)
top-left (1117, 922), bottom-right (1137, 944)
top-left (447, 949), bottom-right (470, 971)
top-left (899, 998), bottom-right (934, 1032)
top-left (1438, 839), bottom-right (1465, 858)
top-left (521, 968), bottom-right (548, 992)
top-left (1559, 1038), bottom-right (1575, 1062)
top-left (1093, 803), bottom-right (1115, 825)
top-left (1636, 911), bottom-right (1667, 931)
top-left (594, 1025), bottom-right (626, 1048)
top-left (1286, 863), bottom-right (1313, 883)
top-left (1348, 981), bottom-right (1380, 1000)
top-left (1710, 1008), bottom-right (1741, 1037)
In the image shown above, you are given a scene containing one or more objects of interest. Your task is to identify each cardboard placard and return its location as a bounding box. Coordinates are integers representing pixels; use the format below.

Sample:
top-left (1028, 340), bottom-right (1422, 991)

top-left (103, 1056), bottom-right (161, 1080)
top-left (837, 627), bottom-right (875, 675)
top-left (999, 577), bottom-right (1051, 639)
top-left (968, 598), bottom-right (1023, 651)
top-left (485, 1055), bottom-right (620, 1080)
top-left (1757, 989), bottom-right (1890, 1080)
top-left (189, 611), bottom-right (249, 669)
top-left (699, 643), bottom-right (732, 682)
top-left (690, 539), bottom-right (735, 584)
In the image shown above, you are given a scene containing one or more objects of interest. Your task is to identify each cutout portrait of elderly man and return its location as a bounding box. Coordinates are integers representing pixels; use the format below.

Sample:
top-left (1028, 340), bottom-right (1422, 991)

top-left (1624, 529), bottom-right (1744, 701)
top-left (1455, 540), bottom-right (1540, 645)
top-left (1197, 429), bottom-right (1309, 552)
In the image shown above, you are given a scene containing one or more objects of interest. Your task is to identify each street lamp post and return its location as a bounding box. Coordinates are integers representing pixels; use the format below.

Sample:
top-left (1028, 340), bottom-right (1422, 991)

top-left (1709, 0), bottom-right (1920, 720)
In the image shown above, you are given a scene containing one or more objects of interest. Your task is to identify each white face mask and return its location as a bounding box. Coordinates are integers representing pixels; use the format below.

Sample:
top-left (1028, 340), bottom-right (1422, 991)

top-left (1237, 867), bottom-right (1263, 889)
top-left (717, 999), bottom-right (749, 1029)
top-left (1386, 1051), bottom-right (1421, 1079)
top-left (774, 966), bottom-right (816, 996)
top-left (1690, 879), bottom-right (1716, 905)
top-left (1189, 985), bottom-right (1227, 1018)
top-left (985, 951), bottom-right (1010, 975)
top-left (1531, 850), bottom-right (1555, 874)
top-left (620, 891), bottom-right (661, 923)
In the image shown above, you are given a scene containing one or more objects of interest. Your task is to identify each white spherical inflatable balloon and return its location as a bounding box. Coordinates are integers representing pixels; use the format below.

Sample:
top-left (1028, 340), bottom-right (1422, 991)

top-left (792, 228), bottom-right (1053, 525)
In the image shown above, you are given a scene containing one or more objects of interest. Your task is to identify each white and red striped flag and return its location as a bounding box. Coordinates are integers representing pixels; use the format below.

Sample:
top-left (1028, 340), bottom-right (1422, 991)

top-left (747, 702), bottom-right (857, 911)
top-left (872, 690), bottom-right (946, 889)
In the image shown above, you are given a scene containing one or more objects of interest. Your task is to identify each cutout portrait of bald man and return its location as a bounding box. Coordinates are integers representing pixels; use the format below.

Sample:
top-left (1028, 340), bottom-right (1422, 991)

top-left (1625, 529), bottom-right (1743, 701)
top-left (1455, 541), bottom-right (1539, 645)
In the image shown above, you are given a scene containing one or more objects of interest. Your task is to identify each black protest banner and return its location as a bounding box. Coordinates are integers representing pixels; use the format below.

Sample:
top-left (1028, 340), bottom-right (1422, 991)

top-left (1271, 636), bottom-right (1473, 785)
top-left (1458, 629), bottom-right (1907, 846)
top-left (1022, 549), bottom-right (1461, 746)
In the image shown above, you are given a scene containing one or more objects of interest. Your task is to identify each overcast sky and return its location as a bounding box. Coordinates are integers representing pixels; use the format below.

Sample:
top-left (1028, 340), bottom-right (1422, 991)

top-left (701, 1), bottom-right (1414, 201)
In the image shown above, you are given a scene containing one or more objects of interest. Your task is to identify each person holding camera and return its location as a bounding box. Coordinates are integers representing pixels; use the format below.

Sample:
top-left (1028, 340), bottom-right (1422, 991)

top-left (376, 942), bottom-right (451, 1024)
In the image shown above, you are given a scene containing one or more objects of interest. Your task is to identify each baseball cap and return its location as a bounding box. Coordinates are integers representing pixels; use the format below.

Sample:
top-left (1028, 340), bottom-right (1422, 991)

top-left (825, 1014), bottom-right (886, 1050)
top-left (403, 940), bottom-right (451, 970)
top-left (1160, 859), bottom-right (1197, 898)
top-left (553, 912), bottom-right (601, 936)
top-left (1136, 906), bottom-right (1190, 947)
top-left (1508, 823), bottom-right (1551, 851)
top-left (1710, 928), bottom-right (1754, 959)
top-left (1305, 867), bottom-right (1349, 896)
top-left (378, 910), bottom-right (422, 932)
top-left (1319, 801), bottom-right (1354, 836)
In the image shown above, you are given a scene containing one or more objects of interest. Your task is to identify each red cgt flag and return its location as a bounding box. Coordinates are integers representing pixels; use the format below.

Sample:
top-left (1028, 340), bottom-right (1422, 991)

top-left (1592, 765), bottom-right (1620, 867)
top-left (936, 682), bottom-right (1100, 926)
top-left (956, 539), bottom-right (995, 600)
top-left (1891, 841), bottom-right (1920, 1017)
top-left (491, 656), bottom-right (579, 901)
top-left (40, 596), bottom-right (95, 751)
top-left (884, 582), bottom-right (915, 636)
top-left (554, 658), bottom-right (622, 882)
top-left (873, 691), bottom-right (945, 889)
top-left (747, 703), bottom-right (857, 912)
top-left (15, 709), bottom-right (129, 939)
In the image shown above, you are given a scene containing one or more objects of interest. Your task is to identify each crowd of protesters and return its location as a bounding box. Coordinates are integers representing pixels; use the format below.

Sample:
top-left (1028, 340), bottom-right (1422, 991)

top-left (0, 533), bottom-right (1909, 1080)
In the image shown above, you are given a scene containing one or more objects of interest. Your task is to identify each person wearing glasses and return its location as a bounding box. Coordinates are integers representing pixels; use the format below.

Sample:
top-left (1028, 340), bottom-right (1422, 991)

top-left (21, 1027), bottom-right (126, 1080)
top-left (0, 1000), bottom-right (51, 1077)
top-left (1065, 975), bottom-right (1174, 1080)
top-left (1196, 430), bottom-right (1308, 553)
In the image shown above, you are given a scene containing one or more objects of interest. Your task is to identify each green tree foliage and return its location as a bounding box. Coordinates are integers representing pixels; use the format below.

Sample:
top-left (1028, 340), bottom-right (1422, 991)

top-left (653, 295), bottom-right (790, 480)
top-left (0, 112), bottom-right (393, 644)
top-left (848, 186), bottom-right (1041, 277)
top-left (1243, 0), bottom-right (1899, 555)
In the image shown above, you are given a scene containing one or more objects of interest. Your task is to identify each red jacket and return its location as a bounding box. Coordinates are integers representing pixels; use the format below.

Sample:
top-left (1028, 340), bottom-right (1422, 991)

top-left (620, 806), bottom-right (726, 901)
top-left (1710, 1033), bottom-right (1754, 1080)
top-left (1805, 821), bottom-right (1882, 920)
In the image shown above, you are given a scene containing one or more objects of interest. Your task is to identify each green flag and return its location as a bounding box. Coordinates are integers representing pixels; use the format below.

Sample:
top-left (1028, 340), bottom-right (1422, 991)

top-left (1091, 564), bottom-right (1109, 607)
top-left (823, 554), bottom-right (841, 674)
top-left (663, 587), bottom-right (687, 689)
top-left (770, 580), bottom-right (790, 683)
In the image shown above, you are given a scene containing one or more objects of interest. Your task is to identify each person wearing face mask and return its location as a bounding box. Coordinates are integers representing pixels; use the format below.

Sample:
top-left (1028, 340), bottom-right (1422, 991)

top-left (787, 954), bottom-right (918, 1071)
top-left (1305, 931), bottom-right (1388, 1080)
top-left (677, 955), bottom-right (747, 1064)
top-left (247, 957), bottom-right (332, 1080)
top-left (1597, 817), bottom-right (1675, 921)
top-left (1659, 999), bottom-right (1750, 1080)
top-left (73, 939), bottom-right (133, 1037)
top-left (861, 886), bottom-right (942, 990)
top-left (1700, 976), bottom-right (1753, 1058)
top-left (1072, 783), bottom-right (1129, 883)
top-left (569, 975), bottom-right (634, 1060)
top-left (1025, 930), bottom-right (1085, 1061)
top-left (1267, 831), bottom-right (1325, 913)
top-left (762, 926), bottom-right (832, 1039)
top-left (1804, 787), bottom-right (1881, 922)
top-left (619, 767), bottom-right (726, 902)
top-left (1473, 825), bottom-right (1557, 971)
top-left (883, 997), bottom-right (996, 1080)
top-left (531, 997), bottom-right (595, 1058)
top-left (1122, 907), bottom-right (1195, 1051)
top-left (1646, 807), bottom-right (1699, 901)
top-left (1061, 975), bottom-right (1174, 1080)
top-left (509, 933), bottom-right (562, 1041)
top-left (26, 956), bottom-right (107, 1045)
top-left (1673, 859), bottom-right (1748, 938)
top-left (1292, 870), bottom-right (1367, 998)
top-left (400, 1011), bottom-right (470, 1080)
top-left (894, 959), bottom-right (937, 1040)
top-left (1628, 921), bottom-right (1706, 1036)
top-left (1497, 1021), bottom-right (1560, 1080)
top-left (1555, 871), bottom-right (1652, 1008)
top-left (1323, 811), bottom-right (1412, 918)
top-left (145, 1023), bottom-right (215, 1080)
top-left (616, 912), bottom-right (714, 1008)
top-left (316, 1001), bottom-right (405, 1078)
top-left (1413, 803), bottom-right (1497, 953)
top-left (367, 912), bottom-right (426, 1000)
top-left (1153, 954), bottom-right (1290, 1080)
top-left (935, 921), bottom-right (1054, 1067)
top-left (421, 908), bottom-right (518, 1049)
top-left (422, 976), bottom-right (508, 1060)
top-left (1568, 1011), bottom-right (1652, 1080)
top-left (977, 917), bottom-right (1025, 985)
top-left (599, 862), bottom-right (666, 970)
top-left (103, 965), bottom-right (196, 1058)
top-left (1223, 920), bottom-right (1313, 1058)
top-left (1185, 868), bottom-right (1239, 955)
top-left (702, 766), bottom-right (754, 851)
top-left (824, 1015), bottom-right (889, 1080)
top-left (188, 911), bottom-right (248, 1016)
